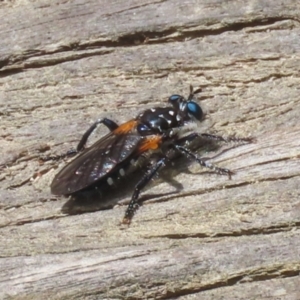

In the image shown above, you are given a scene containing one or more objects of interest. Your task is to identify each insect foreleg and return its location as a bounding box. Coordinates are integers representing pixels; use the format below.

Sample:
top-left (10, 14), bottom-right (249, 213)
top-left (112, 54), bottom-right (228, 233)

top-left (172, 133), bottom-right (234, 178)
top-left (200, 133), bottom-right (253, 144)
top-left (176, 132), bottom-right (252, 145)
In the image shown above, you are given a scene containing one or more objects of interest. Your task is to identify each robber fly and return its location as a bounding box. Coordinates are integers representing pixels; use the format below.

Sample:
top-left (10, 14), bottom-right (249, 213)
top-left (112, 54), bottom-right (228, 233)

top-left (49, 86), bottom-right (252, 224)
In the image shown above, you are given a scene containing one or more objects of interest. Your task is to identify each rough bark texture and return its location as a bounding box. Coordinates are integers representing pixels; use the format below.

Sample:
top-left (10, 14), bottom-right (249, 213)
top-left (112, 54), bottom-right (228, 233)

top-left (0, 0), bottom-right (300, 299)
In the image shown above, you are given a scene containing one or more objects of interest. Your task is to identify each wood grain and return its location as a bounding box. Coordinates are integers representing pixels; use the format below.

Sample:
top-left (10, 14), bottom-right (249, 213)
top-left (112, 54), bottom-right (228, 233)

top-left (0, 0), bottom-right (299, 299)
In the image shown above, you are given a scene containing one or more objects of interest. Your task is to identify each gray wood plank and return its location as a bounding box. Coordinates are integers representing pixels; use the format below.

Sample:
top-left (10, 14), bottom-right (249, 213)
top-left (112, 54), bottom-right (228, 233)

top-left (0, 0), bottom-right (299, 299)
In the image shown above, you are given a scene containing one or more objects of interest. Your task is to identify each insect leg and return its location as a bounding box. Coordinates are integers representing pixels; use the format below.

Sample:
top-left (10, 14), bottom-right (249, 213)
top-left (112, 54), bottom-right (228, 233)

top-left (76, 118), bottom-right (118, 151)
top-left (40, 148), bottom-right (78, 162)
top-left (187, 85), bottom-right (202, 101)
top-left (123, 157), bottom-right (167, 224)
top-left (176, 132), bottom-right (252, 145)
top-left (200, 133), bottom-right (253, 144)
top-left (172, 133), bottom-right (234, 178)
top-left (41, 118), bottom-right (119, 161)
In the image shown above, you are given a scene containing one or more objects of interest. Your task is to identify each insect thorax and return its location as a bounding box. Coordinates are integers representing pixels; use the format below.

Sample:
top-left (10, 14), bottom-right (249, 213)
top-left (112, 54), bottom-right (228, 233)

top-left (136, 107), bottom-right (185, 136)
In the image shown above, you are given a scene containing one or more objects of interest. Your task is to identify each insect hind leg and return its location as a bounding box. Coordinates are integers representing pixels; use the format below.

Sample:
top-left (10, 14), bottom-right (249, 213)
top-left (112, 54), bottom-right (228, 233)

top-left (123, 157), bottom-right (167, 224)
top-left (76, 118), bottom-right (118, 151)
top-left (41, 118), bottom-right (119, 161)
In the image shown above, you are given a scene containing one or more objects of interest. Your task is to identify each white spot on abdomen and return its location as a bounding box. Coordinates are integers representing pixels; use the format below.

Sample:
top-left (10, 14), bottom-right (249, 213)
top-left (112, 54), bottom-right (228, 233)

top-left (107, 177), bottom-right (114, 185)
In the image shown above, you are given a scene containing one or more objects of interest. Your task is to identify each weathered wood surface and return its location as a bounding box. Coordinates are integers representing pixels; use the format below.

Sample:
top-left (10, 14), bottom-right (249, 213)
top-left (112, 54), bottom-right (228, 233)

top-left (0, 0), bottom-right (300, 299)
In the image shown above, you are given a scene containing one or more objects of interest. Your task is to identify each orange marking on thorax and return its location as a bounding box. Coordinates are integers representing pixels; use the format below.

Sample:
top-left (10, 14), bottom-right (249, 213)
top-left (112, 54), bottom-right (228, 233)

top-left (114, 120), bottom-right (138, 134)
top-left (138, 135), bottom-right (163, 153)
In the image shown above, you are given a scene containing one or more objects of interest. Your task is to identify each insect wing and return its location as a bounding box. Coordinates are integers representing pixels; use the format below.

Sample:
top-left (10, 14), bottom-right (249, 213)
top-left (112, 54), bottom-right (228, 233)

top-left (51, 131), bottom-right (142, 195)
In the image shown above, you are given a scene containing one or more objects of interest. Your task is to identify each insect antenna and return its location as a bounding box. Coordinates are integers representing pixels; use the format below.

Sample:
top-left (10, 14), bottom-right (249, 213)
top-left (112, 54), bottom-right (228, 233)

top-left (188, 85), bottom-right (202, 101)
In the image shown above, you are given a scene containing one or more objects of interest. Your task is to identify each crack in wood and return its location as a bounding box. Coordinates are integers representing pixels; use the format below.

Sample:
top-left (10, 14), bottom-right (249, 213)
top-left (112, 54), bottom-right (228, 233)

top-left (160, 264), bottom-right (300, 299)
top-left (0, 16), bottom-right (296, 75)
top-left (145, 222), bottom-right (300, 240)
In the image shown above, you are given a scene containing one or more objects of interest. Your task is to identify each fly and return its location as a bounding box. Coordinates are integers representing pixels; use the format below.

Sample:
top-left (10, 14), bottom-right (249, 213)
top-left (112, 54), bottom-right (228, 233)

top-left (46, 86), bottom-right (252, 224)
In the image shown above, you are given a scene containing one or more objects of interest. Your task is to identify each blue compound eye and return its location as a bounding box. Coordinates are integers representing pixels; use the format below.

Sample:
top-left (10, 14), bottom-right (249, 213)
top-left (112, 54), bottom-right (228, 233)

top-left (187, 101), bottom-right (203, 120)
top-left (168, 94), bottom-right (182, 105)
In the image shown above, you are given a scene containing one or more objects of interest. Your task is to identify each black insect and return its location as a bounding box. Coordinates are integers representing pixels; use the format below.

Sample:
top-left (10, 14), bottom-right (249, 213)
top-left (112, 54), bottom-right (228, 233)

top-left (48, 86), bottom-right (252, 224)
